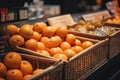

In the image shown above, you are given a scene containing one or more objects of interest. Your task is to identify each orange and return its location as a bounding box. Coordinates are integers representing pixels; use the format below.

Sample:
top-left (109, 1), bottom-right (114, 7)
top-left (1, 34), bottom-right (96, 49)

top-left (55, 36), bottom-right (63, 46)
top-left (66, 34), bottom-right (76, 46)
top-left (49, 47), bottom-right (63, 56)
top-left (42, 26), bottom-right (55, 37)
top-left (9, 34), bottom-right (25, 47)
top-left (31, 31), bottom-right (41, 41)
top-left (63, 49), bottom-right (76, 58)
top-left (0, 77), bottom-right (5, 80)
top-left (75, 39), bottom-right (82, 46)
top-left (20, 60), bottom-right (33, 76)
top-left (53, 53), bottom-right (68, 60)
top-left (3, 52), bottom-right (22, 69)
top-left (23, 74), bottom-right (32, 80)
top-left (71, 46), bottom-right (83, 54)
top-left (36, 50), bottom-right (51, 57)
top-left (60, 41), bottom-right (71, 50)
top-left (37, 42), bottom-right (46, 50)
top-left (6, 69), bottom-right (23, 80)
top-left (49, 36), bottom-right (59, 48)
top-left (0, 62), bottom-right (7, 77)
top-left (33, 22), bottom-right (47, 33)
top-left (7, 24), bottom-right (19, 36)
top-left (25, 39), bottom-right (38, 51)
top-left (32, 68), bottom-right (44, 75)
top-left (55, 26), bottom-right (68, 38)
top-left (19, 24), bottom-right (34, 39)
top-left (81, 41), bottom-right (94, 49)
top-left (40, 37), bottom-right (51, 48)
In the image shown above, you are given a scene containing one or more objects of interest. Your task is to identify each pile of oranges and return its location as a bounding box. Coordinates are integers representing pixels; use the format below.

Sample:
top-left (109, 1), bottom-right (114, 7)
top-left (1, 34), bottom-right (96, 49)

top-left (0, 52), bottom-right (44, 80)
top-left (8, 22), bottom-right (94, 61)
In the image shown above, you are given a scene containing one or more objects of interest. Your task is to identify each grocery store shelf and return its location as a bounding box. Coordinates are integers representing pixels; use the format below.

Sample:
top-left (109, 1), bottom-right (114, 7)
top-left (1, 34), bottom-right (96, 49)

top-left (84, 53), bottom-right (120, 80)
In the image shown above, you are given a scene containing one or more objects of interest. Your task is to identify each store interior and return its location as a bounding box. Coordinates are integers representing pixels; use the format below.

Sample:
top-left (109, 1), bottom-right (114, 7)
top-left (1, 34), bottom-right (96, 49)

top-left (0, 0), bottom-right (120, 80)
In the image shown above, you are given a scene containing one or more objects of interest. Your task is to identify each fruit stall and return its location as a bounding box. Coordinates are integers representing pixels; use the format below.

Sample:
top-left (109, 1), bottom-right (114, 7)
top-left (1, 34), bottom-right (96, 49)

top-left (0, 1), bottom-right (120, 80)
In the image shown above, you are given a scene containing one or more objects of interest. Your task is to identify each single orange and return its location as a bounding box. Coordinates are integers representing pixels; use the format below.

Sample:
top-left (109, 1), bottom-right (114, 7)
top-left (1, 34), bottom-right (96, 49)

top-left (6, 69), bottom-right (23, 80)
top-left (19, 24), bottom-right (34, 39)
top-left (32, 68), bottom-right (44, 75)
top-left (33, 22), bottom-right (47, 33)
top-left (63, 49), bottom-right (76, 58)
top-left (7, 24), bottom-right (19, 36)
top-left (37, 42), bottom-right (46, 50)
top-left (0, 62), bottom-right (7, 77)
top-left (75, 39), bottom-right (82, 46)
top-left (60, 41), bottom-right (71, 51)
top-left (71, 46), bottom-right (83, 54)
top-left (9, 34), bottom-right (25, 47)
top-left (31, 31), bottom-right (41, 41)
top-left (3, 52), bottom-right (22, 69)
top-left (66, 34), bottom-right (76, 46)
top-left (40, 37), bottom-right (51, 48)
top-left (23, 74), bottom-right (32, 80)
top-left (81, 41), bottom-right (94, 49)
top-left (36, 50), bottom-right (51, 57)
top-left (25, 39), bottom-right (38, 51)
top-left (49, 47), bottom-right (63, 56)
top-left (20, 60), bottom-right (33, 76)
top-left (53, 53), bottom-right (68, 60)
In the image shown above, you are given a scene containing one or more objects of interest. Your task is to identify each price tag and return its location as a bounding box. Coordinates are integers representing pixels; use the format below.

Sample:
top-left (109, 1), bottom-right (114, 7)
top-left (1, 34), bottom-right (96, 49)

top-left (82, 10), bottom-right (111, 21)
top-left (47, 14), bottom-right (76, 27)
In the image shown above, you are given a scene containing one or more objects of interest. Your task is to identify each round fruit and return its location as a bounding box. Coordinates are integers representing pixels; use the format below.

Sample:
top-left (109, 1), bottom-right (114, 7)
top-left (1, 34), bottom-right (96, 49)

top-left (19, 24), bottom-right (34, 39)
top-left (6, 69), bottom-right (23, 80)
top-left (71, 46), bottom-right (83, 54)
top-left (60, 41), bottom-right (71, 51)
top-left (20, 60), bottom-right (33, 76)
top-left (32, 68), bottom-right (44, 75)
top-left (42, 27), bottom-right (55, 37)
top-left (53, 53), bottom-right (68, 60)
top-left (37, 50), bottom-right (51, 57)
top-left (49, 47), bottom-right (63, 56)
top-left (31, 31), bottom-right (41, 41)
top-left (9, 34), bottom-right (25, 47)
top-left (3, 52), bottom-right (22, 69)
top-left (7, 24), bottom-right (19, 36)
top-left (66, 34), bottom-right (76, 45)
top-left (55, 26), bottom-right (68, 38)
top-left (0, 62), bottom-right (7, 77)
top-left (37, 42), bottom-right (46, 50)
top-left (40, 37), bottom-right (51, 48)
top-left (81, 41), bottom-right (94, 49)
top-left (75, 39), bottom-right (82, 46)
top-left (25, 39), bottom-right (38, 51)
top-left (63, 49), bottom-right (76, 58)
top-left (23, 74), bottom-right (32, 80)
top-left (33, 22), bottom-right (47, 33)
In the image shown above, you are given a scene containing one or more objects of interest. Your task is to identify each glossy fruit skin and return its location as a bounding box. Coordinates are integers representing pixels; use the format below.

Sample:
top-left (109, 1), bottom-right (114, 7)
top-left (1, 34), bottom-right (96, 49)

top-left (32, 69), bottom-right (44, 75)
top-left (3, 52), bottom-right (22, 69)
top-left (66, 34), bottom-right (76, 45)
top-left (31, 31), bottom-right (41, 41)
top-left (23, 74), bottom-right (32, 80)
top-left (53, 53), bottom-right (68, 60)
top-left (63, 49), bottom-right (76, 58)
top-left (9, 34), bottom-right (25, 47)
top-left (0, 62), bottom-right (7, 77)
top-left (20, 60), bottom-right (33, 76)
top-left (60, 41), bottom-right (71, 51)
top-left (6, 69), bottom-right (23, 80)
top-left (81, 41), bottom-right (94, 49)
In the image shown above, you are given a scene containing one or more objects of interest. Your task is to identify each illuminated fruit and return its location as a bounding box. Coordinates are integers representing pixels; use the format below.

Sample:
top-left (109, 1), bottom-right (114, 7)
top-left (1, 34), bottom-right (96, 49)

top-left (37, 50), bottom-right (51, 57)
top-left (37, 42), bottom-right (46, 50)
top-left (60, 41), bottom-right (71, 50)
top-left (25, 39), bottom-right (38, 51)
top-left (53, 53), bottom-right (68, 60)
top-left (75, 39), bottom-right (82, 46)
top-left (71, 46), bottom-right (83, 54)
top-left (20, 60), bottom-right (33, 76)
top-left (63, 49), bottom-right (76, 58)
top-left (49, 47), bottom-right (63, 56)
top-left (55, 26), bottom-right (68, 38)
top-left (6, 69), bottom-right (23, 80)
top-left (31, 31), bottom-right (41, 41)
top-left (66, 34), bottom-right (76, 45)
top-left (19, 24), bottom-right (34, 39)
top-left (9, 34), bottom-right (25, 46)
top-left (33, 22), bottom-right (47, 33)
top-left (23, 74), bottom-right (32, 80)
top-left (0, 62), bottom-right (7, 77)
top-left (3, 52), bottom-right (22, 69)
top-left (32, 68), bottom-right (44, 75)
top-left (81, 41), bottom-right (94, 49)
top-left (42, 27), bottom-right (55, 37)
top-left (7, 24), bottom-right (19, 36)
top-left (40, 37), bottom-right (51, 48)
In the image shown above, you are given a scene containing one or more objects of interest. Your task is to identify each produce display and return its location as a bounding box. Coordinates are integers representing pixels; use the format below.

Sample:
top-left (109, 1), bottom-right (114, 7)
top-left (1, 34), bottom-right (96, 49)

top-left (0, 52), bottom-right (44, 80)
top-left (68, 20), bottom-right (117, 36)
top-left (7, 22), bottom-right (95, 61)
top-left (105, 15), bottom-right (120, 24)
